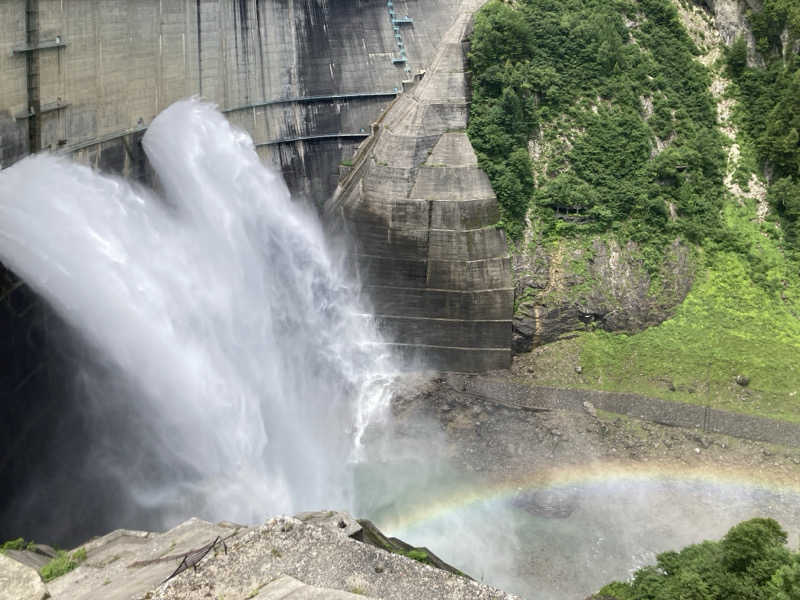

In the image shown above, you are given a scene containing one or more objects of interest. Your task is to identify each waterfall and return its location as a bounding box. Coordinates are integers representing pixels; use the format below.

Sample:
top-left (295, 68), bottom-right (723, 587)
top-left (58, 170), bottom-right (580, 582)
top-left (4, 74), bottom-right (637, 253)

top-left (0, 98), bottom-right (394, 531)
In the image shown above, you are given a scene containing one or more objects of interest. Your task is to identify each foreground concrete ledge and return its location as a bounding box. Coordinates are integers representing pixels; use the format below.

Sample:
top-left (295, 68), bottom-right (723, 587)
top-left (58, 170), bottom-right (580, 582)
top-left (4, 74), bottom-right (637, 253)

top-left (253, 575), bottom-right (377, 599)
top-left (151, 515), bottom-right (518, 600)
top-left (45, 518), bottom-right (246, 600)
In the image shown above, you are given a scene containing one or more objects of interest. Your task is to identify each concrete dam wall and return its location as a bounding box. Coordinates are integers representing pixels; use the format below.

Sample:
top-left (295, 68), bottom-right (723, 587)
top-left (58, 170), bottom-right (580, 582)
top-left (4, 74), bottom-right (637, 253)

top-left (0, 0), bottom-right (468, 204)
top-left (326, 6), bottom-right (513, 371)
top-left (0, 0), bottom-right (512, 540)
top-left (0, 0), bottom-right (510, 386)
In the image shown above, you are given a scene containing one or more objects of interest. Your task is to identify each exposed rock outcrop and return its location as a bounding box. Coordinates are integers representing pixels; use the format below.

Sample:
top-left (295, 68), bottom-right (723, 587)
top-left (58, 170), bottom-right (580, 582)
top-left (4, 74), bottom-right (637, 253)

top-left (0, 512), bottom-right (517, 600)
top-left (698, 0), bottom-right (762, 46)
top-left (512, 237), bottom-right (693, 352)
top-left (698, 0), bottom-right (798, 61)
top-left (0, 553), bottom-right (48, 600)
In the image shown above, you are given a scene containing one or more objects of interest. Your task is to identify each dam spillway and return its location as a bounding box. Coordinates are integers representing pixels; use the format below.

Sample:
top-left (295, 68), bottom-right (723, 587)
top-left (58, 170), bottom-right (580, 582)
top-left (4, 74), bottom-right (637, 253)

top-left (0, 0), bottom-right (513, 375)
top-left (0, 0), bottom-right (513, 542)
top-left (0, 0), bottom-right (513, 540)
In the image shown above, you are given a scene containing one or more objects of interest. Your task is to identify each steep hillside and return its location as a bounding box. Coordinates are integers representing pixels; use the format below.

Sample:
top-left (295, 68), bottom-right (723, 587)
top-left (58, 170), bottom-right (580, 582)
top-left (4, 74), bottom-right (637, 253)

top-left (468, 0), bottom-right (800, 421)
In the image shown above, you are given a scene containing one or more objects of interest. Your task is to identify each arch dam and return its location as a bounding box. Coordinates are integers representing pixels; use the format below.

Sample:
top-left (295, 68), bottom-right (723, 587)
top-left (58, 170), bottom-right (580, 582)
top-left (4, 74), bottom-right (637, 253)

top-left (0, 0), bottom-right (512, 463)
top-left (0, 0), bottom-right (512, 541)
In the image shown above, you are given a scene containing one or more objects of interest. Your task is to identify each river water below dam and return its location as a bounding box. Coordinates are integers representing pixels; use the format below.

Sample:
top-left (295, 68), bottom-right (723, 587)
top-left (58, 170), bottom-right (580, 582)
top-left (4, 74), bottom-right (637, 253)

top-left (366, 461), bottom-right (800, 599)
top-left (358, 377), bottom-right (800, 598)
top-left (0, 100), bottom-right (798, 600)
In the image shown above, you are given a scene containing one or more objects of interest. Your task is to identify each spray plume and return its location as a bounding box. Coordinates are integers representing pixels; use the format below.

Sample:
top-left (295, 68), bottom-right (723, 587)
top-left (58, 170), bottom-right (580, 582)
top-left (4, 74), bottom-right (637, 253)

top-left (0, 98), bottom-right (394, 531)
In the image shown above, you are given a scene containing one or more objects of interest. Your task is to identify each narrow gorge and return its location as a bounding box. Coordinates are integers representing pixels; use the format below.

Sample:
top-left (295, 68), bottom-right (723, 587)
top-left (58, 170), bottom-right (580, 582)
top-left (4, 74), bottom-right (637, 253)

top-left (0, 1), bottom-right (798, 599)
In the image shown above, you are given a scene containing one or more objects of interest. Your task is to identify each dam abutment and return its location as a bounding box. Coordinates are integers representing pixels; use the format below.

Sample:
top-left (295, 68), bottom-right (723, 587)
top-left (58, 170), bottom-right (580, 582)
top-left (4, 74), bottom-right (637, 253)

top-left (325, 6), bottom-right (514, 372)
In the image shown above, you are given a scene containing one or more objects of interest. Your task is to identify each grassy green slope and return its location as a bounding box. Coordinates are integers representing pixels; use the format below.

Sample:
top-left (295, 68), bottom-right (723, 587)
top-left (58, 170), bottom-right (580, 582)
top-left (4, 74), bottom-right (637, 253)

top-left (581, 252), bottom-right (800, 422)
top-left (469, 0), bottom-right (800, 421)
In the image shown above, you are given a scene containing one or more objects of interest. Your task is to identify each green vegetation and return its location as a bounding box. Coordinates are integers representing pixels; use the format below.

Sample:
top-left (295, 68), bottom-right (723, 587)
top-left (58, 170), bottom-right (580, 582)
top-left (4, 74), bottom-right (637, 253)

top-left (561, 1), bottom-right (800, 419)
top-left (0, 537), bottom-right (33, 553)
top-left (470, 0), bottom-right (800, 420)
top-left (349, 587), bottom-right (367, 595)
top-left (354, 519), bottom-right (467, 578)
top-left (597, 518), bottom-right (800, 599)
top-left (517, 197), bottom-right (800, 421)
top-left (40, 547), bottom-right (87, 582)
top-left (468, 0), bottom-right (726, 257)
top-left (0, 537), bottom-right (89, 582)
top-left (404, 549), bottom-right (429, 562)
top-left (580, 250), bottom-right (800, 422)
top-left (726, 1), bottom-right (800, 252)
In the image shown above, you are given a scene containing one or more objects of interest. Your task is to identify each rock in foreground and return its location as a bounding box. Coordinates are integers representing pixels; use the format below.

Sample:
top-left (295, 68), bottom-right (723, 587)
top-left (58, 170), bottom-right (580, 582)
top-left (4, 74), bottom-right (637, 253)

top-left (1, 512), bottom-right (518, 600)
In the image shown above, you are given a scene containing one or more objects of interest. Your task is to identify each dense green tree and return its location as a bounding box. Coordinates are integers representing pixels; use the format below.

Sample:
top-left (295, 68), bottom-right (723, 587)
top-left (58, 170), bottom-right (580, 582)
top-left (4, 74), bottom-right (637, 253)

top-left (726, 1), bottom-right (800, 251)
top-left (597, 519), bottom-right (800, 600)
top-left (727, 37), bottom-right (749, 77)
top-left (468, 0), bottom-right (724, 265)
top-left (768, 177), bottom-right (800, 250)
top-left (768, 559), bottom-right (800, 600)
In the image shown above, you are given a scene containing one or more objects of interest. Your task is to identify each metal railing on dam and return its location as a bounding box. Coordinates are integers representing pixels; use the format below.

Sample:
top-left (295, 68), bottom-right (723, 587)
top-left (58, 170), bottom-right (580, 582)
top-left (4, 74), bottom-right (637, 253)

top-left (49, 92), bottom-right (397, 159)
top-left (221, 91), bottom-right (399, 113)
top-left (60, 128), bottom-right (371, 156)
top-left (256, 133), bottom-right (369, 147)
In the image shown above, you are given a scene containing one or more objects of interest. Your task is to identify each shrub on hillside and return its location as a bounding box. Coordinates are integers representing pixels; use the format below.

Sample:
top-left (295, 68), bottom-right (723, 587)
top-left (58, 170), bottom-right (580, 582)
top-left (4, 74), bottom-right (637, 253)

top-left (597, 518), bottom-right (800, 600)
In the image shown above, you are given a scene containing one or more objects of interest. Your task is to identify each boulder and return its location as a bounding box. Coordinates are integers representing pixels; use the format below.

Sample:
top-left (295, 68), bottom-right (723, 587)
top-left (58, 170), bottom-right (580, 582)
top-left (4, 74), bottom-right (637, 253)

top-left (512, 237), bottom-right (693, 352)
top-left (0, 552), bottom-right (48, 600)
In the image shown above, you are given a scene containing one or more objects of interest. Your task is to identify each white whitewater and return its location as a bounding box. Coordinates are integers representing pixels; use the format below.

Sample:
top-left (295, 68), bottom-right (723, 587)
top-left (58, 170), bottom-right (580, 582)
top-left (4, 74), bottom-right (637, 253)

top-left (0, 99), bottom-right (394, 527)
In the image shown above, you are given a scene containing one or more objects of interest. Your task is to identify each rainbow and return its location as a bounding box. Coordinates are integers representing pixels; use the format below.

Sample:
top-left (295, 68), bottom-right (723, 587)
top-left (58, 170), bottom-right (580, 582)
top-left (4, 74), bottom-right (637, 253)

top-left (375, 460), bottom-right (800, 532)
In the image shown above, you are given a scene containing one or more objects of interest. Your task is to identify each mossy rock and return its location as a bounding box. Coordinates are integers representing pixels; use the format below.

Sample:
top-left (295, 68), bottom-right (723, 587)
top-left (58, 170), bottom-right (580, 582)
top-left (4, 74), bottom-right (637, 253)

top-left (353, 519), bottom-right (468, 578)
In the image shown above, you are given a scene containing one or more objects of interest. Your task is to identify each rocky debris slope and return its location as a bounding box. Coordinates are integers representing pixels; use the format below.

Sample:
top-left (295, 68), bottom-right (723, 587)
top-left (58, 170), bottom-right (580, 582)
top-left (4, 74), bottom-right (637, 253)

top-left (0, 511), bottom-right (517, 600)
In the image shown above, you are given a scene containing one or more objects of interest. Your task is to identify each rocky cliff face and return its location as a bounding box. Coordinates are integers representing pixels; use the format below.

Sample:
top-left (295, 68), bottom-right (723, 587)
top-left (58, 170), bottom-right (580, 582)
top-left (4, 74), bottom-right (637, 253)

top-left (508, 0), bottom-right (745, 354)
top-left (696, 0), bottom-right (772, 70)
top-left (512, 238), bottom-right (693, 352)
top-left (700, 0), bottom-right (761, 45)
top-left (698, 0), bottom-right (798, 61)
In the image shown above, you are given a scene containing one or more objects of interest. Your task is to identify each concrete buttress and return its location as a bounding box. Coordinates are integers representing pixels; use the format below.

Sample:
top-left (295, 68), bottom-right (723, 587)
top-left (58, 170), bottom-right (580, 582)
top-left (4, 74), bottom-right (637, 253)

top-left (325, 6), bottom-right (513, 372)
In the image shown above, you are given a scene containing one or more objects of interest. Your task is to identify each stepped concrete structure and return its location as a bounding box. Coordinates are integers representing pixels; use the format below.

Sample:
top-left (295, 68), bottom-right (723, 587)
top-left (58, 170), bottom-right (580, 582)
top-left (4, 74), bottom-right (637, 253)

top-left (325, 6), bottom-right (513, 372)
